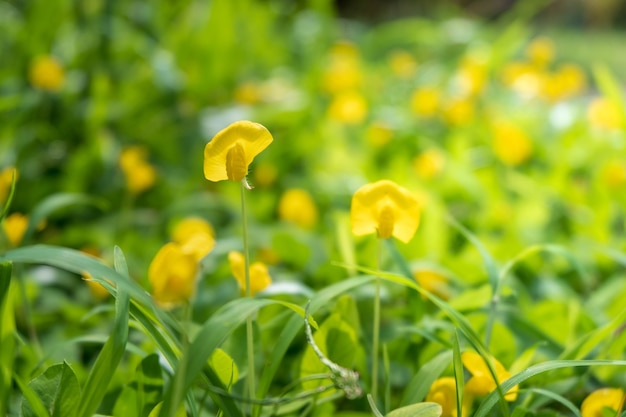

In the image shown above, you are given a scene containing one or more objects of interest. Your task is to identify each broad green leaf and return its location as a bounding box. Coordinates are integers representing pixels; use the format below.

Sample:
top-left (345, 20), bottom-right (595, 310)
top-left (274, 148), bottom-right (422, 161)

top-left (22, 362), bottom-right (80, 417)
top-left (209, 348), bottom-right (239, 388)
top-left (386, 402), bottom-right (442, 417)
top-left (14, 374), bottom-right (50, 417)
top-left (0, 262), bottom-right (13, 416)
top-left (400, 350), bottom-right (452, 406)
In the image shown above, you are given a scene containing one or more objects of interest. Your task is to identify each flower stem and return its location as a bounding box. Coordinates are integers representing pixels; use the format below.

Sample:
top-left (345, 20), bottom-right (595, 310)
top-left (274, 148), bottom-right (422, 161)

top-left (372, 238), bottom-right (382, 405)
top-left (241, 180), bottom-right (256, 413)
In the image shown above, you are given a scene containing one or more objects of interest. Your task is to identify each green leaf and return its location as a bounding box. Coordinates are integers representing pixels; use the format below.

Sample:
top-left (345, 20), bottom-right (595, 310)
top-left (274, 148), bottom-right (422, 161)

top-left (400, 350), bottom-right (452, 406)
top-left (0, 262), bottom-right (13, 417)
top-left (386, 402), bottom-right (442, 417)
top-left (15, 373), bottom-right (50, 417)
top-left (209, 348), bottom-right (239, 388)
top-left (113, 354), bottom-right (164, 417)
top-left (453, 331), bottom-right (464, 417)
top-left (76, 247), bottom-right (131, 417)
top-left (22, 362), bottom-right (80, 417)
top-left (0, 169), bottom-right (17, 221)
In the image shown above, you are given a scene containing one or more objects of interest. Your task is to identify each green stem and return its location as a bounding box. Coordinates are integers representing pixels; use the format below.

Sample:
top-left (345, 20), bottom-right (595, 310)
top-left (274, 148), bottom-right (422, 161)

top-left (372, 239), bottom-right (382, 405)
top-left (241, 181), bottom-right (256, 415)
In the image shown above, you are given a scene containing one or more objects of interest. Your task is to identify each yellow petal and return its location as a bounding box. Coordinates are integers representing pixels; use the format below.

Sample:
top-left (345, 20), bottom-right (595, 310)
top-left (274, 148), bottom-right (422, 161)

top-left (426, 377), bottom-right (458, 417)
top-left (228, 251), bottom-right (272, 296)
top-left (203, 121), bottom-right (273, 182)
top-left (149, 242), bottom-right (198, 306)
top-left (3, 213), bottom-right (29, 246)
top-left (172, 217), bottom-right (215, 242)
top-left (350, 180), bottom-right (420, 243)
top-left (581, 388), bottom-right (625, 417)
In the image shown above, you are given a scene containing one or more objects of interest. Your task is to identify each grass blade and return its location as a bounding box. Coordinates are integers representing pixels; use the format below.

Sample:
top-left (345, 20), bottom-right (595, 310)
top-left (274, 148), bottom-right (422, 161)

top-left (0, 262), bottom-right (14, 416)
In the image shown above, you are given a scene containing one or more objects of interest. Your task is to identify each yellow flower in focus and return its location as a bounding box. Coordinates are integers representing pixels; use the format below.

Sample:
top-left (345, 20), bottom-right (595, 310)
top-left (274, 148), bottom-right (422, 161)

top-left (351, 180), bottom-right (420, 242)
top-left (581, 388), bottom-right (624, 417)
top-left (389, 50), bottom-right (418, 79)
top-left (366, 122), bottom-right (394, 147)
top-left (462, 351), bottom-right (518, 401)
top-left (119, 146), bottom-right (157, 194)
top-left (413, 269), bottom-right (450, 300)
top-left (0, 167), bottom-right (16, 204)
top-left (526, 37), bottom-right (555, 68)
top-left (414, 149), bottom-right (445, 180)
top-left (228, 251), bottom-right (272, 296)
top-left (328, 91), bottom-right (368, 124)
top-left (29, 56), bottom-right (65, 92)
top-left (171, 217), bottom-right (215, 262)
top-left (3, 213), bottom-right (28, 246)
top-left (203, 121), bottom-right (273, 184)
top-left (492, 121), bottom-right (533, 166)
top-left (601, 160), bottom-right (626, 189)
top-left (442, 97), bottom-right (474, 126)
top-left (410, 87), bottom-right (440, 118)
top-left (149, 242), bottom-right (198, 307)
top-left (426, 377), bottom-right (470, 417)
top-left (278, 188), bottom-right (318, 230)
top-left (588, 98), bottom-right (623, 130)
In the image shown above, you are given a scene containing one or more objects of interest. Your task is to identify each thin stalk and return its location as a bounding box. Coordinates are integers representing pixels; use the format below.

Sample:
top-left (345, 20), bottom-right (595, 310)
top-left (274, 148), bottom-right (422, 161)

top-left (372, 238), bottom-right (382, 405)
top-left (241, 180), bottom-right (256, 415)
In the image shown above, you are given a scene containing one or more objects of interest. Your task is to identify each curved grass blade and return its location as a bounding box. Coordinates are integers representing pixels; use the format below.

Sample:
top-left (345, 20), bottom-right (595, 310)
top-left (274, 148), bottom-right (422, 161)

top-left (0, 262), bottom-right (13, 416)
top-left (520, 388), bottom-right (582, 417)
top-left (400, 350), bottom-right (452, 406)
top-left (0, 169), bottom-right (17, 220)
top-left (453, 331), bottom-right (464, 417)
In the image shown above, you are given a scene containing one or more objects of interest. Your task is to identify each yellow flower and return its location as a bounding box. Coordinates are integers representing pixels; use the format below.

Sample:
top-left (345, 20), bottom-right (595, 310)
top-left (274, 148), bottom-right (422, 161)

top-left (171, 217), bottom-right (215, 261)
top-left (119, 146), bottom-right (157, 194)
top-left (588, 98), bottom-right (623, 130)
top-left (413, 149), bottom-right (445, 180)
top-left (581, 388), bottom-right (624, 417)
top-left (366, 122), bottom-right (394, 147)
top-left (149, 242), bottom-right (198, 306)
top-left (410, 87), bottom-right (440, 118)
top-left (234, 81), bottom-right (262, 105)
top-left (29, 56), bottom-right (65, 92)
top-left (526, 37), bottom-right (555, 68)
top-left (462, 351), bottom-right (518, 401)
top-left (543, 64), bottom-right (587, 102)
top-left (442, 97), bottom-right (474, 126)
top-left (253, 161), bottom-right (278, 188)
top-left (389, 50), bottom-right (418, 79)
top-left (601, 160), bottom-right (626, 189)
top-left (228, 251), bottom-right (272, 296)
top-left (0, 167), bottom-right (16, 204)
top-left (322, 41), bottom-right (362, 94)
top-left (3, 213), bottom-right (28, 246)
top-left (413, 269), bottom-right (450, 300)
top-left (278, 188), bottom-right (318, 230)
top-left (203, 121), bottom-right (273, 184)
top-left (426, 377), bottom-right (471, 417)
top-left (350, 180), bottom-right (420, 242)
top-left (455, 57), bottom-right (487, 97)
top-left (492, 121), bottom-right (533, 166)
top-left (327, 91), bottom-right (368, 124)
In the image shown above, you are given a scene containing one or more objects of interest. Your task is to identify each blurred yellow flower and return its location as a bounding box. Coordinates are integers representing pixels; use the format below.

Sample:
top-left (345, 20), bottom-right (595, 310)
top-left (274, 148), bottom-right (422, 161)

top-left (0, 167), bottom-right (16, 204)
top-left (253, 161), bottom-right (279, 188)
top-left (492, 121), bottom-right (533, 166)
top-left (426, 377), bottom-right (470, 417)
top-left (462, 351), bottom-right (518, 401)
top-left (410, 87), bottom-right (440, 118)
top-left (456, 58), bottom-right (487, 97)
top-left (228, 251), bottom-right (272, 296)
top-left (234, 81), bottom-right (262, 105)
top-left (203, 120), bottom-right (273, 183)
top-left (351, 180), bottom-right (420, 242)
top-left (413, 149), bottom-right (445, 180)
top-left (581, 388), bottom-right (624, 417)
top-left (83, 272), bottom-right (111, 300)
top-left (442, 97), bottom-right (474, 126)
top-left (587, 98), bottom-right (623, 130)
top-left (322, 41), bottom-right (362, 94)
top-left (389, 50), bottom-right (418, 79)
top-left (278, 188), bottom-right (318, 229)
top-left (3, 212), bottom-right (28, 246)
top-left (550, 64), bottom-right (587, 101)
top-left (149, 242), bottom-right (198, 306)
top-left (171, 217), bottom-right (215, 262)
top-left (526, 37), bottom-right (555, 68)
top-left (29, 56), bottom-right (65, 92)
top-left (601, 160), bottom-right (626, 189)
top-left (119, 146), bottom-right (157, 194)
top-left (366, 122), bottom-right (394, 147)
top-left (413, 269), bottom-right (450, 300)
top-left (328, 91), bottom-right (368, 124)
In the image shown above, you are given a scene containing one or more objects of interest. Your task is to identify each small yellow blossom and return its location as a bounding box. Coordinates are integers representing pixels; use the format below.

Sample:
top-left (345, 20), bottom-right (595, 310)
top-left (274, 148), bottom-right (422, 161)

top-left (526, 37), bottom-right (555, 68)
top-left (410, 87), bottom-right (440, 118)
top-left (234, 81), bottom-right (262, 105)
top-left (149, 242), bottom-right (199, 307)
top-left (413, 149), bottom-right (445, 180)
top-left (462, 351), bottom-right (518, 401)
top-left (389, 50), bottom-right (418, 79)
top-left (456, 58), bottom-right (487, 97)
top-left (328, 91), bottom-right (368, 124)
top-left (366, 122), bottom-right (394, 147)
top-left (0, 167), bottom-right (16, 204)
top-left (426, 377), bottom-right (471, 417)
top-left (413, 270), bottom-right (450, 300)
top-left (322, 41), bottom-right (362, 94)
top-left (351, 180), bottom-right (420, 243)
top-left (587, 98), bottom-right (623, 130)
top-left (3, 213), bottom-right (28, 246)
top-left (545, 64), bottom-right (587, 101)
top-left (172, 217), bottom-right (214, 243)
top-left (203, 121), bottom-right (273, 184)
top-left (581, 388), bottom-right (624, 417)
top-left (278, 188), bottom-right (318, 230)
top-left (492, 121), bottom-right (533, 166)
top-left (601, 160), bottom-right (626, 189)
top-left (228, 251), bottom-right (272, 296)
top-left (29, 56), bottom-right (65, 92)
top-left (442, 97), bottom-right (474, 126)
top-left (119, 146), bottom-right (157, 194)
